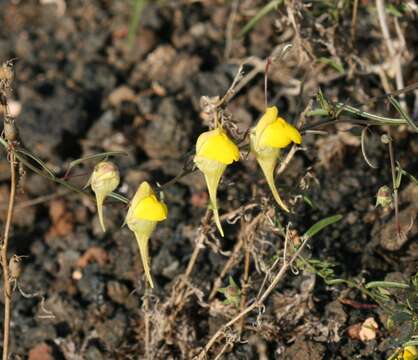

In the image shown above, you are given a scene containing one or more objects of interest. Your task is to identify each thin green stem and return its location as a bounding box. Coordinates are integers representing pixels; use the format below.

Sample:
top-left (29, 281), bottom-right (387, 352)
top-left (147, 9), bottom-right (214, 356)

top-left (0, 139), bottom-right (129, 204)
top-left (307, 102), bottom-right (408, 126)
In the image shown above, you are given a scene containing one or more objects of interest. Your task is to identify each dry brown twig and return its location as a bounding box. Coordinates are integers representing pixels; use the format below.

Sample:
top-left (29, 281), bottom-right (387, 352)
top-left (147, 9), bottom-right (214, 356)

top-left (0, 151), bottom-right (16, 360)
top-left (195, 234), bottom-right (311, 359)
top-left (0, 60), bottom-right (18, 360)
top-left (376, 0), bottom-right (406, 110)
top-left (237, 213), bottom-right (264, 333)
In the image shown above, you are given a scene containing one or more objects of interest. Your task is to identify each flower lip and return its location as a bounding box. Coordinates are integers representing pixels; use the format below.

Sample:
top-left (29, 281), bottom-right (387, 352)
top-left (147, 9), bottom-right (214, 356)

top-left (195, 128), bottom-right (240, 165)
top-left (260, 117), bottom-right (302, 148)
top-left (133, 194), bottom-right (168, 221)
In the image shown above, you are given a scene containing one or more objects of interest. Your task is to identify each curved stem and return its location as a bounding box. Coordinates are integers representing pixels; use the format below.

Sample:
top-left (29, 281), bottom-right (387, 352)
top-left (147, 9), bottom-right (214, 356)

top-left (0, 138), bottom-right (129, 205)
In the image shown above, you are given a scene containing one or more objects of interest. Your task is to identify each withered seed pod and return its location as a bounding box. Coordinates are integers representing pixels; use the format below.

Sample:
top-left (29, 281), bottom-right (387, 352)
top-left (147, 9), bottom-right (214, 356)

top-left (3, 119), bottom-right (18, 143)
top-left (9, 255), bottom-right (22, 280)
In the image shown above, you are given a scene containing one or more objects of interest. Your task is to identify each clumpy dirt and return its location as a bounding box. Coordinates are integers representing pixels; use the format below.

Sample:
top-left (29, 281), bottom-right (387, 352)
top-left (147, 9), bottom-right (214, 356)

top-left (0, 0), bottom-right (417, 359)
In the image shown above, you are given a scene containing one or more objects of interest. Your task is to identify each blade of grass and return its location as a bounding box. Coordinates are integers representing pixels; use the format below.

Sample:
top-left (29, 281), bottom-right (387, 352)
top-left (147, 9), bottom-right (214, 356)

top-left (238, 0), bottom-right (284, 37)
top-left (365, 281), bottom-right (409, 289)
top-left (302, 214), bottom-right (342, 240)
top-left (388, 95), bottom-right (418, 133)
top-left (128, 0), bottom-right (147, 48)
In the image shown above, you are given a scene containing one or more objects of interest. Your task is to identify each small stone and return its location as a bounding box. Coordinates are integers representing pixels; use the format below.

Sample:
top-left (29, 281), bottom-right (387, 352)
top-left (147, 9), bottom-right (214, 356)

top-left (108, 86), bottom-right (136, 107)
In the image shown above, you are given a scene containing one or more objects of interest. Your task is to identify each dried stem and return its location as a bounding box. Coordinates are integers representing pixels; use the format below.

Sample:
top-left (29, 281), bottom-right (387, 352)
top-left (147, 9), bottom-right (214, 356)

top-left (376, 0), bottom-right (406, 109)
top-left (264, 57), bottom-right (272, 108)
top-left (1, 151), bottom-right (17, 360)
top-left (350, 0), bottom-right (359, 46)
top-left (208, 237), bottom-right (243, 300)
top-left (237, 216), bottom-right (260, 333)
top-left (196, 236), bottom-right (310, 358)
top-left (386, 130), bottom-right (401, 236)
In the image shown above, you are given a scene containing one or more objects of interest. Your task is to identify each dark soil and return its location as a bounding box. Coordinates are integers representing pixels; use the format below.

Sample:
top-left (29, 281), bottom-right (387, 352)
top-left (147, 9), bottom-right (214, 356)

top-left (0, 1), bottom-right (417, 359)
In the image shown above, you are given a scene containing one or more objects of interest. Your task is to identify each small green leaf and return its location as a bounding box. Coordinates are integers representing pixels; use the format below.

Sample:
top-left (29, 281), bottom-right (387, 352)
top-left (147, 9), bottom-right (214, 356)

top-left (218, 276), bottom-right (241, 307)
top-left (388, 95), bottom-right (418, 133)
top-left (303, 215), bottom-right (342, 240)
top-left (128, 0), bottom-right (148, 48)
top-left (326, 279), bottom-right (348, 286)
top-left (16, 148), bottom-right (55, 177)
top-left (365, 281), bottom-right (409, 289)
top-left (318, 57), bottom-right (345, 74)
top-left (303, 195), bottom-right (315, 208)
top-left (238, 0), bottom-right (284, 37)
top-left (386, 4), bottom-right (403, 17)
top-left (403, 340), bottom-right (418, 347)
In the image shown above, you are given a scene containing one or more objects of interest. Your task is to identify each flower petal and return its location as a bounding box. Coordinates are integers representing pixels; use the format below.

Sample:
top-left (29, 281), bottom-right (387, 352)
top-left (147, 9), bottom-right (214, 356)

top-left (282, 119), bottom-right (302, 144)
top-left (196, 128), bottom-right (239, 164)
top-left (261, 120), bottom-right (292, 148)
top-left (134, 194), bottom-right (168, 221)
top-left (259, 117), bottom-right (302, 148)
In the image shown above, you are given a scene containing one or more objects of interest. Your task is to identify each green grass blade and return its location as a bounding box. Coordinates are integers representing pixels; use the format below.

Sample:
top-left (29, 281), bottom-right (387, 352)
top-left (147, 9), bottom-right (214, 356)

top-left (128, 0), bottom-right (147, 48)
top-left (303, 214), bottom-right (342, 240)
top-left (238, 0), bottom-right (284, 37)
top-left (388, 95), bottom-right (418, 133)
top-left (365, 281), bottom-right (409, 289)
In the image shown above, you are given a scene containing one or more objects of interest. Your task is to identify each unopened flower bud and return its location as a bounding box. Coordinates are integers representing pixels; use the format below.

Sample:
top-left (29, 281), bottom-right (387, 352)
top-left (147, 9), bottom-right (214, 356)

top-left (3, 119), bottom-right (18, 143)
top-left (9, 255), bottom-right (22, 280)
top-left (375, 185), bottom-right (392, 209)
top-left (380, 134), bottom-right (391, 144)
top-left (90, 161), bottom-right (120, 232)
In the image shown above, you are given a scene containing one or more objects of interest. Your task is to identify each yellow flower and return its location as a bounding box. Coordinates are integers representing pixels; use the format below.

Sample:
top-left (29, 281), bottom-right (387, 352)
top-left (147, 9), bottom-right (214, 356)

top-left (90, 161), bottom-right (120, 232)
top-left (250, 106), bottom-right (302, 212)
top-left (126, 181), bottom-right (167, 288)
top-left (194, 127), bottom-right (239, 236)
top-left (403, 346), bottom-right (418, 360)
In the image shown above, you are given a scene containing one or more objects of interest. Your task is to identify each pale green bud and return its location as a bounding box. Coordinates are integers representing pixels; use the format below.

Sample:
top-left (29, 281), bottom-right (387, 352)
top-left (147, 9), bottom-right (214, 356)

top-left (91, 161), bottom-right (120, 232)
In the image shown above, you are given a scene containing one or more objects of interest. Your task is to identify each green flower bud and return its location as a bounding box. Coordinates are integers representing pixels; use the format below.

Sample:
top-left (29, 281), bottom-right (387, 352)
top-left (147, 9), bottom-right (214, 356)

top-left (90, 161), bottom-right (120, 232)
top-left (375, 185), bottom-right (392, 209)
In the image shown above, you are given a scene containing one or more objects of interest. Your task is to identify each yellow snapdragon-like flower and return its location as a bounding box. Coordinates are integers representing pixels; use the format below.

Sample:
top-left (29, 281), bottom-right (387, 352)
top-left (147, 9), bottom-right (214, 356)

top-left (398, 346), bottom-right (418, 360)
top-left (126, 181), bottom-right (167, 288)
top-left (250, 106), bottom-right (301, 212)
top-left (194, 127), bottom-right (240, 236)
top-left (90, 161), bottom-right (120, 232)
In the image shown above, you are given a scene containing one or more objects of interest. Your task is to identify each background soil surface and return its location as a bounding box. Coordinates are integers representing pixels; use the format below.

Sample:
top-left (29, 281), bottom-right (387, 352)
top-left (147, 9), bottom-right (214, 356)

top-left (0, 0), bottom-right (417, 359)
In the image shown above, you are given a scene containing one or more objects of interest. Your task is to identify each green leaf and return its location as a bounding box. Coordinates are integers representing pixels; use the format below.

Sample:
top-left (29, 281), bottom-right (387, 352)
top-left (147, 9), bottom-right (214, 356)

top-left (15, 148), bottom-right (55, 177)
top-left (303, 195), bottom-right (315, 208)
top-left (303, 215), bottom-right (342, 240)
top-left (326, 279), bottom-right (349, 286)
top-left (238, 0), bottom-right (284, 37)
top-left (365, 281), bottom-right (409, 289)
top-left (388, 95), bottom-right (418, 133)
top-left (403, 340), bottom-right (418, 347)
top-left (128, 0), bottom-right (148, 48)
top-left (386, 4), bottom-right (403, 18)
top-left (318, 57), bottom-right (345, 74)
